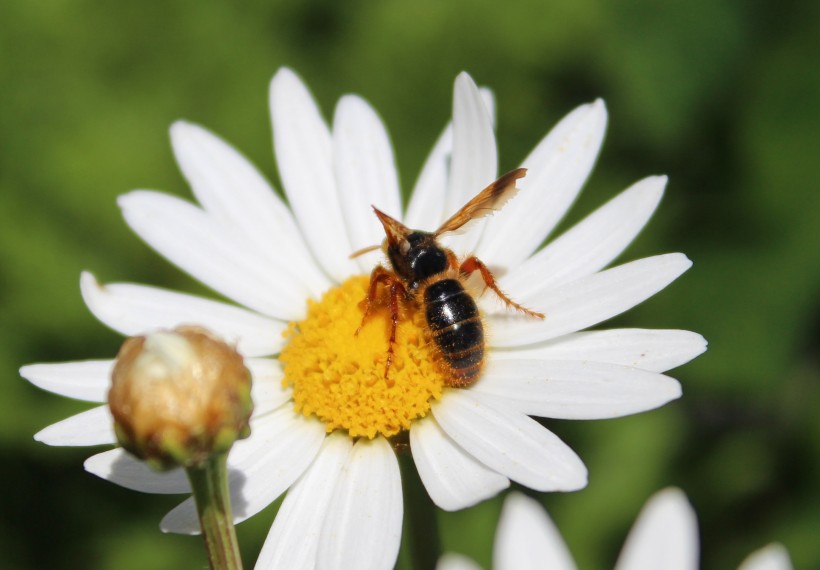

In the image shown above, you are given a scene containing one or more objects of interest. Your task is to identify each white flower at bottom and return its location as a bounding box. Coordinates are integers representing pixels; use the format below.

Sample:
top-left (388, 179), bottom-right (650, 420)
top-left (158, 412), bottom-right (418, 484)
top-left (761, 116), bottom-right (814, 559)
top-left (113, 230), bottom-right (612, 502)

top-left (438, 490), bottom-right (793, 570)
top-left (21, 68), bottom-right (706, 569)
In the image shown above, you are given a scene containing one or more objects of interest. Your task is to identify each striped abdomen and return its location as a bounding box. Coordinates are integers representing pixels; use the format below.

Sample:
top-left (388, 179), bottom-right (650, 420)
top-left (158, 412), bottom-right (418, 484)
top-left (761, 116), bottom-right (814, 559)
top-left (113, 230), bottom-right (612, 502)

top-left (424, 279), bottom-right (484, 386)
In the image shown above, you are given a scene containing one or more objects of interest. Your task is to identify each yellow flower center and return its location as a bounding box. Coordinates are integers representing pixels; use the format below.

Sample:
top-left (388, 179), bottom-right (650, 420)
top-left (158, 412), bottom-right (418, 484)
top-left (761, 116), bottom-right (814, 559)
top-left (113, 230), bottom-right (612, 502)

top-left (279, 276), bottom-right (446, 439)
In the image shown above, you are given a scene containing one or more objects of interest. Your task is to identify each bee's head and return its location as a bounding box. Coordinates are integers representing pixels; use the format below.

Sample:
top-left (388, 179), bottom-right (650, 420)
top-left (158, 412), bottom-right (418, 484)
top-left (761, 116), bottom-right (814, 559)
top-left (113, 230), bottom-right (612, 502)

top-left (372, 207), bottom-right (446, 287)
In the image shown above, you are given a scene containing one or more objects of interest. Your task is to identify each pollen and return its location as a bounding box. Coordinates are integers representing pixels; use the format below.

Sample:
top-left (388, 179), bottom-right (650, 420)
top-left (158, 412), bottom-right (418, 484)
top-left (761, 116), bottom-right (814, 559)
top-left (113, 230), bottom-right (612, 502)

top-left (279, 276), bottom-right (446, 439)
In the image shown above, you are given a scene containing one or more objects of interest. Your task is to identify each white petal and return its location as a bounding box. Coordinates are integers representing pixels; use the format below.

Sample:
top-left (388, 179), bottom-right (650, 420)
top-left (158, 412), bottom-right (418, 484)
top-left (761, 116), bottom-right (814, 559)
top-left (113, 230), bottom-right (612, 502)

top-left (317, 437), bottom-right (403, 570)
top-left (333, 95), bottom-right (402, 272)
top-left (442, 72), bottom-right (497, 254)
top-left (255, 433), bottom-right (352, 570)
top-left (20, 360), bottom-right (112, 402)
top-left (447, 73), bottom-right (498, 215)
top-left (35, 405), bottom-right (115, 447)
top-left (225, 410), bottom-right (325, 524)
top-left (80, 272), bottom-right (287, 357)
top-left (118, 190), bottom-right (305, 320)
top-left (437, 553), bottom-right (483, 570)
top-left (84, 448), bottom-right (190, 494)
top-left (433, 390), bottom-right (586, 492)
top-left (479, 88), bottom-right (496, 128)
top-left (500, 176), bottom-right (665, 297)
top-left (160, 409), bottom-right (325, 534)
top-left (410, 415), bottom-right (509, 512)
top-left (270, 67), bottom-right (358, 282)
top-left (170, 121), bottom-right (330, 297)
top-left (405, 122), bottom-right (451, 230)
top-left (405, 84), bottom-right (495, 232)
top-left (491, 329), bottom-right (707, 373)
top-left (472, 359), bottom-right (681, 419)
top-left (738, 544), bottom-right (793, 570)
top-left (477, 100), bottom-right (607, 267)
top-left (245, 359), bottom-right (292, 416)
top-left (615, 488), bottom-right (698, 570)
top-left (489, 254), bottom-right (692, 347)
top-left (494, 493), bottom-right (577, 570)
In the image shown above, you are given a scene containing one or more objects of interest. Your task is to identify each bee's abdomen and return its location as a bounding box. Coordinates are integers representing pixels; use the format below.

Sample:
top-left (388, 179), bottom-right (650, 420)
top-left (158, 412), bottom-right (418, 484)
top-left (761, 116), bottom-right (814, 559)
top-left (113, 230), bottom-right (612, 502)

top-left (424, 279), bottom-right (484, 386)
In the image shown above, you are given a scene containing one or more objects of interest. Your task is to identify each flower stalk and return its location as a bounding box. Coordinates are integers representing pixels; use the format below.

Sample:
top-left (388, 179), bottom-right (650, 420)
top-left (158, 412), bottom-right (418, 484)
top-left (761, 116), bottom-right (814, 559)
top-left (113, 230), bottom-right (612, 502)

top-left (399, 453), bottom-right (441, 570)
top-left (187, 452), bottom-right (243, 570)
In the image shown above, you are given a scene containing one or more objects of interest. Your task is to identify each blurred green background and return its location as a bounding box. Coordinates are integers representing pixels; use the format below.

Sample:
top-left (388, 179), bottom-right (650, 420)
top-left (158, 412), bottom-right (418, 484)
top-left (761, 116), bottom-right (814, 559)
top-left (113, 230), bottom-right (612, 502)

top-left (1, 0), bottom-right (818, 568)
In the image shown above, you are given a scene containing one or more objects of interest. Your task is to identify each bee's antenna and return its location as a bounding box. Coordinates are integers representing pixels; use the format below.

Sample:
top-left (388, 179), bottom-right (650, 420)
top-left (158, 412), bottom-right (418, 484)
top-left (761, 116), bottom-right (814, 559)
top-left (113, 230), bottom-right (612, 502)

top-left (350, 244), bottom-right (381, 259)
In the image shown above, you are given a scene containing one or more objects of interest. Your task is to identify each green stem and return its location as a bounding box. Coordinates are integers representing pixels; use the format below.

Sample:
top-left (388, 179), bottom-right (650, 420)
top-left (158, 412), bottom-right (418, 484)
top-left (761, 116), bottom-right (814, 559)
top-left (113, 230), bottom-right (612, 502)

top-left (399, 453), bottom-right (441, 570)
top-left (186, 453), bottom-right (243, 570)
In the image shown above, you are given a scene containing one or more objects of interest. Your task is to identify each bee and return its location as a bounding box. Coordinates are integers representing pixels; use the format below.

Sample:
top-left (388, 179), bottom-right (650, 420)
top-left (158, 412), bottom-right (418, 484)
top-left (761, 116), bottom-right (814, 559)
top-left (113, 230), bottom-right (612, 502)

top-left (353, 168), bottom-right (545, 388)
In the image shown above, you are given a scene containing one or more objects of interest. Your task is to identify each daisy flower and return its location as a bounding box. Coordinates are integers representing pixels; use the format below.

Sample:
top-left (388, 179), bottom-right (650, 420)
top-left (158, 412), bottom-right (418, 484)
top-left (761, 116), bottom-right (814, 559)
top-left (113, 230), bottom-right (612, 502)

top-left (437, 489), bottom-right (793, 570)
top-left (21, 68), bottom-right (705, 569)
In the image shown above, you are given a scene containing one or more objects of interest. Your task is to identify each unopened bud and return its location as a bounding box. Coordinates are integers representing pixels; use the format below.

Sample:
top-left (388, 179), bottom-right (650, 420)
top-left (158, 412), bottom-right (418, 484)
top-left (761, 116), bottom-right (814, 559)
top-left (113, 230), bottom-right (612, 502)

top-left (108, 326), bottom-right (252, 470)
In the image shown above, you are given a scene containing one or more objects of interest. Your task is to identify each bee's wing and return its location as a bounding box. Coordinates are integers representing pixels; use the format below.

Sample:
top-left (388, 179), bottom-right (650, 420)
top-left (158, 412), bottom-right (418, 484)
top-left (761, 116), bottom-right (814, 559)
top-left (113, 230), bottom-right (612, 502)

top-left (433, 168), bottom-right (527, 237)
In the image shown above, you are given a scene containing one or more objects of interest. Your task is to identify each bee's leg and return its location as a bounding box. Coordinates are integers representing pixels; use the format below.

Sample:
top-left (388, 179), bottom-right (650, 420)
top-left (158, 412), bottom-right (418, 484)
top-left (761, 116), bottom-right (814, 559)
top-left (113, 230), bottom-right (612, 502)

top-left (356, 266), bottom-right (393, 336)
top-left (445, 250), bottom-right (460, 270)
top-left (356, 266), bottom-right (406, 387)
top-left (381, 279), bottom-right (407, 387)
top-left (459, 256), bottom-right (545, 319)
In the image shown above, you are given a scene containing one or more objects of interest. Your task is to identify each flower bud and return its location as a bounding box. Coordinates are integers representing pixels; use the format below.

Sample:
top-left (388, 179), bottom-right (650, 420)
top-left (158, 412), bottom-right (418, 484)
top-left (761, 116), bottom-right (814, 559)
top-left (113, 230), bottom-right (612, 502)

top-left (108, 326), bottom-right (252, 470)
